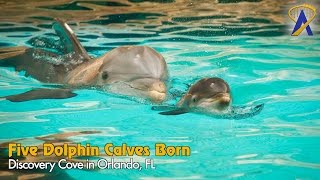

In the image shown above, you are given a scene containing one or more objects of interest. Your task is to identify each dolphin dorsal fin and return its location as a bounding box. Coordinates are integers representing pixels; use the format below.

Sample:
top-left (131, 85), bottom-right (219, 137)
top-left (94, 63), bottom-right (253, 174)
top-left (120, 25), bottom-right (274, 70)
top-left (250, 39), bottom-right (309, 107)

top-left (53, 19), bottom-right (91, 61)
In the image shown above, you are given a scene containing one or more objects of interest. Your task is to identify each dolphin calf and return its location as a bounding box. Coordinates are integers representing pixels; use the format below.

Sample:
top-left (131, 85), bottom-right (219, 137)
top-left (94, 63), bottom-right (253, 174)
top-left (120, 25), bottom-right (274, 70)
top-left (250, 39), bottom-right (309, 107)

top-left (0, 19), bottom-right (168, 103)
top-left (152, 78), bottom-right (264, 119)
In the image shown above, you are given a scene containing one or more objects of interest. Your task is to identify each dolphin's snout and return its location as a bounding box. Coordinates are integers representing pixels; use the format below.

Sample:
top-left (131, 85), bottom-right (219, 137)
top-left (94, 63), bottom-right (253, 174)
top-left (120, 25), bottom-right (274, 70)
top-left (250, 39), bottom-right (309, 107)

top-left (150, 81), bottom-right (166, 93)
top-left (148, 81), bottom-right (166, 103)
top-left (126, 78), bottom-right (166, 103)
top-left (216, 93), bottom-right (231, 109)
top-left (219, 93), bottom-right (231, 103)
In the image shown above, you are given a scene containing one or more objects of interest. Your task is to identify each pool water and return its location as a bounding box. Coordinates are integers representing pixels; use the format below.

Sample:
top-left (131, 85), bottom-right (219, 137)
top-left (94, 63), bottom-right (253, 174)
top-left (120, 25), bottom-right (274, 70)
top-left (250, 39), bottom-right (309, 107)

top-left (0, 0), bottom-right (320, 179)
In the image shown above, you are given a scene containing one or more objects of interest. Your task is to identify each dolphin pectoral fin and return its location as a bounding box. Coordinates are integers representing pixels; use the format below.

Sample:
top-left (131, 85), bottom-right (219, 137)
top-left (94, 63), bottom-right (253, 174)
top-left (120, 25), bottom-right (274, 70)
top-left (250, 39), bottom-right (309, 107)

top-left (3, 88), bottom-right (77, 102)
top-left (151, 105), bottom-right (176, 111)
top-left (151, 105), bottom-right (188, 115)
top-left (225, 103), bottom-right (264, 119)
top-left (53, 19), bottom-right (91, 60)
top-left (159, 108), bottom-right (189, 115)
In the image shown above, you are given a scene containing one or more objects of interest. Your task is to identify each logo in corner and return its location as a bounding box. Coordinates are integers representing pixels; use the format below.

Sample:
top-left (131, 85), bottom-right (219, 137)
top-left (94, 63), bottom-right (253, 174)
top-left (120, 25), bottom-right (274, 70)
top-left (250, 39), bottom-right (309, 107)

top-left (288, 4), bottom-right (316, 36)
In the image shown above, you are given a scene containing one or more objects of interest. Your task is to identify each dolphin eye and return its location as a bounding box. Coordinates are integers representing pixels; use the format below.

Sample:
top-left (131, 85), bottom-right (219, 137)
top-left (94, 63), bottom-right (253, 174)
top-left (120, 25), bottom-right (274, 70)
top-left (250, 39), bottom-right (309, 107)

top-left (102, 71), bottom-right (108, 80)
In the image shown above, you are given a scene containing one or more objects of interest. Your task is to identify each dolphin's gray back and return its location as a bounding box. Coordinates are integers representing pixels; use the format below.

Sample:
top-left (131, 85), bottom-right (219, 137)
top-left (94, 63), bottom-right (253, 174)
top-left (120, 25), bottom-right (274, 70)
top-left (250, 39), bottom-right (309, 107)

top-left (0, 47), bottom-right (69, 83)
top-left (0, 19), bottom-right (91, 84)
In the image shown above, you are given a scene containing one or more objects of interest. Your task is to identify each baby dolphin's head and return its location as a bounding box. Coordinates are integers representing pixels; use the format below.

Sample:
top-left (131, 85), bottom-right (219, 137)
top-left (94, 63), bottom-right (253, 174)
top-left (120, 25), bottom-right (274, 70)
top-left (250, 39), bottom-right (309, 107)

top-left (178, 78), bottom-right (231, 111)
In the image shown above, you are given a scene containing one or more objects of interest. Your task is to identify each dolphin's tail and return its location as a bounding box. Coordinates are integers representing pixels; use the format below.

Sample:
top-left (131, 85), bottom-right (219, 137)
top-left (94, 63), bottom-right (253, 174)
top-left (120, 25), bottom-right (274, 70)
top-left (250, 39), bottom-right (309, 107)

top-left (0, 46), bottom-right (28, 60)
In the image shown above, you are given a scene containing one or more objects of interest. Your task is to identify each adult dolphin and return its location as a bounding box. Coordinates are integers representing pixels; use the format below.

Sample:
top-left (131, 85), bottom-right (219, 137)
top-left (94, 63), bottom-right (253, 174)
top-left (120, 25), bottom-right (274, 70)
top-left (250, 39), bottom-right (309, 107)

top-left (0, 19), bottom-right (168, 103)
top-left (152, 78), bottom-right (264, 119)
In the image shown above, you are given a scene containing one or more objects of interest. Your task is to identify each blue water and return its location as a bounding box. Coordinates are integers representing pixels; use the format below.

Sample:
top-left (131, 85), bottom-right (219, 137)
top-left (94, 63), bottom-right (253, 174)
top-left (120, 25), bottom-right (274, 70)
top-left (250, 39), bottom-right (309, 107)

top-left (0, 0), bottom-right (320, 179)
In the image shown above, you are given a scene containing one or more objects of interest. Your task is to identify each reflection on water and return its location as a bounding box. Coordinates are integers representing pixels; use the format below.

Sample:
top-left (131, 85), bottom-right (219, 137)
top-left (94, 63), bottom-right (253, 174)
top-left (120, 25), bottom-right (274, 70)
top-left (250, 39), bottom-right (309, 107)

top-left (236, 153), bottom-right (320, 169)
top-left (0, 101), bottom-right (107, 124)
top-left (0, 0), bottom-right (292, 38)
